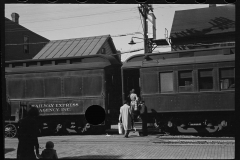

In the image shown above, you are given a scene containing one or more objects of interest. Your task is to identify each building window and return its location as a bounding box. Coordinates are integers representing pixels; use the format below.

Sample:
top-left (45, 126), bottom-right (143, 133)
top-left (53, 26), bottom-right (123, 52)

top-left (159, 72), bottom-right (173, 93)
top-left (178, 70), bottom-right (193, 92)
top-left (24, 36), bottom-right (29, 54)
top-left (198, 69), bottom-right (213, 91)
top-left (219, 68), bottom-right (235, 90)
top-left (101, 48), bottom-right (105, 54)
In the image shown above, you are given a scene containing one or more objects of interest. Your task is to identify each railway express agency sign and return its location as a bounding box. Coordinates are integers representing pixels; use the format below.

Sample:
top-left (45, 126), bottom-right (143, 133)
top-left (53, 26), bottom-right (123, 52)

top-left (30, 101), bottom-right (83, 115)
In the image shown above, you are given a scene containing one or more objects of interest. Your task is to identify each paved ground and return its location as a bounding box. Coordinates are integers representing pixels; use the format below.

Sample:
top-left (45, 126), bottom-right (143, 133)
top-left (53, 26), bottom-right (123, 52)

top-left (5, 130), bottom-right (235, 159)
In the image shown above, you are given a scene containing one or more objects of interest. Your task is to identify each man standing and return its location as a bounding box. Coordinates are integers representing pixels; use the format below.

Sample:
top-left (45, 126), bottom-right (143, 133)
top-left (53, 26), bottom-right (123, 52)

top-left (119, 100), bottom-right (133, 138)
top-left (139, 100), bottom-right (148, 136)
top-left (17, 106), bottom-right (40, 159)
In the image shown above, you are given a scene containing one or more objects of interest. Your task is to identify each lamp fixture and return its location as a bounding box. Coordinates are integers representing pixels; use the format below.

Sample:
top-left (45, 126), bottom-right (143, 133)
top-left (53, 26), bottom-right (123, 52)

top-left (128, 38), bottom-right (136, 45)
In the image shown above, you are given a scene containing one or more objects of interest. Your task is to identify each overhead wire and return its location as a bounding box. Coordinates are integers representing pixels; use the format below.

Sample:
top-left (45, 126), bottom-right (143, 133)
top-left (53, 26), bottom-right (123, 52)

top-left (5, 7), bottom-right (139, 33)
top-left (5, 41), bottom-right (234, 54)
top-left (5, 5), bottom-right (110, 17)
top-left (5, 4), bottom-right (218, 26)
top-left (5, 16), bottom-right (139, 33)
top-left (123, 15), bottom-right (143, 58)
top-left (5, 5), bottom-right (232, 54)
top-left (5, 4), bottom-right (220, 33)
top-left (5, 7), bottom-right (137, 25)
top-left (5, 31), bottom-right (143, 46)
top-left (153, 4), bottom-right (208, 10)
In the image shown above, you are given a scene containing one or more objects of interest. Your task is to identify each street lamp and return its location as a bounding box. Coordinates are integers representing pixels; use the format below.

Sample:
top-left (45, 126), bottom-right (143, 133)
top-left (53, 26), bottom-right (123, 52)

top-left (128, 37), bottom-right (144, 45)
top-left (128, 38), bottom-right (136, 45)
top-left (128, 36), bottom-right (169, 55)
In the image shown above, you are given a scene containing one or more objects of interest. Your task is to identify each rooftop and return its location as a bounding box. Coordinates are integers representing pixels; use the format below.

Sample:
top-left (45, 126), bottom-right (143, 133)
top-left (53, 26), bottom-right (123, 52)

top-left (170, 5), bottom-right (235, 39)
top-left (33, 35), bottom-right (115, 59)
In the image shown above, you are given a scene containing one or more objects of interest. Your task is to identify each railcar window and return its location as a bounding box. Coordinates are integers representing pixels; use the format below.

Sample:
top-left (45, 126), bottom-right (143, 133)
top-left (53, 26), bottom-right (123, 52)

top-left (142, 73), bottom-right (158, 94)
top-left (82, 76), bottom-right (102, 96)
top-left (44, 77), bottom-right (61, 97)
top-left (178, 70), bottom-right (193, 92)
top-left (23, 36), bottom-right (29, 54)
top-left (198, 69), bottom-right (213, 91)
top-left (159, 72), bottom-right (173, 93)
top-left (7, 79), bottom-right (25, 98)
top-left (64, 76), bottom-right (82, 97)
top-left (219, 68), bottom-right (235, 90)
top-left (25, 78), bottom-right (44, 98)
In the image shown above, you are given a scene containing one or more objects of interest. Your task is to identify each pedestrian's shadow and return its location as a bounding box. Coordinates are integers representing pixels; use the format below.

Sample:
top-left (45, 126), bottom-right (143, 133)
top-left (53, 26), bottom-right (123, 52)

top-left (60, 155), bottom-right (122, 159)
top-left (5, 148), bottom-right (15, 154)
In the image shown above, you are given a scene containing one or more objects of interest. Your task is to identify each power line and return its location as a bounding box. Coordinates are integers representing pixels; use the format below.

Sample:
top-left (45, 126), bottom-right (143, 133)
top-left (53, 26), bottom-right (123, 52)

top-left (181, 42), bottom-right (235, 47)
top-left (5, 17), bottom-right (139, 33)
top-left (153, 4), bottom-right (208, 10)
top-left (5, 7), bottom-right (137, 25)
top-left (7, 41), bottom-right (233, 49)
top-left (111, 32), bottom-right (143, 37)
top-left (5, 4), bottom-right (213, 26)
top-left (5, 41), bottom-right (49, 46)
top-left (5, 31), bottom-right (143, 46)
top-left (5, 5), bottom-right (109, 17)
top-left (120, 48), bottom-right (144, 54)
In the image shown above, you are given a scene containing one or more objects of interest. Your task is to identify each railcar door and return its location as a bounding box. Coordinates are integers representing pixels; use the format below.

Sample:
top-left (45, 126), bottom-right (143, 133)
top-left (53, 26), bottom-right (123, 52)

top-left (122, 69), bottom-right (141, 101)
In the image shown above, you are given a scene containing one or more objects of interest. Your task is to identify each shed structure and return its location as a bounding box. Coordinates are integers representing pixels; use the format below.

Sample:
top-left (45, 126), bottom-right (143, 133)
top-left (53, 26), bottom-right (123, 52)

top-left (33, 35), bottom-right (120, 62)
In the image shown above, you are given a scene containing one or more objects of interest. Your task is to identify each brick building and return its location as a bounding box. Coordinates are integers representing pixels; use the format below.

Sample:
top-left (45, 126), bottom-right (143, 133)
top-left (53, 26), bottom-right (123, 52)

top-left (5, 13), bottom-right (49, 61)
top-left (170, 4), bottom-right (235, 51)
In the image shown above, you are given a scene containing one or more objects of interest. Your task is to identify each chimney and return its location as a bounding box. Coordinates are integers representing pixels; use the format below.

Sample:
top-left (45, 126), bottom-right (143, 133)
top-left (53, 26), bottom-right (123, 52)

top-left (209, 4), bottom-right (217, 7)
top-left (11, 13), bottom-right (20, 24)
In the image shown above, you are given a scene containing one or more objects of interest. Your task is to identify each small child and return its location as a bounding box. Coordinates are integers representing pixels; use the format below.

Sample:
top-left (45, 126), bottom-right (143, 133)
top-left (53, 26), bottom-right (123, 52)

top-left (39, 141), bottom-right (58, 159)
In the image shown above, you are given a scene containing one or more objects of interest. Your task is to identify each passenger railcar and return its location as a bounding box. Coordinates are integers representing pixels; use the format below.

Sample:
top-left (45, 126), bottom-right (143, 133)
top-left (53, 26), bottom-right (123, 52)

top-left (122, 46), bottom-right (235, 134)
top-left (5, 54), bottom-right (122, 137)
top-left (5, 46), bottom-right (235, 137)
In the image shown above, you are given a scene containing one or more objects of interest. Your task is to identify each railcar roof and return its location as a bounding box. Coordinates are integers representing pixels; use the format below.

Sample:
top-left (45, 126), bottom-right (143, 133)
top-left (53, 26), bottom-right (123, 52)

top-left (5, 54), bottom-right (121, 74)
top-left (122, 46), bottom-right (235, 69)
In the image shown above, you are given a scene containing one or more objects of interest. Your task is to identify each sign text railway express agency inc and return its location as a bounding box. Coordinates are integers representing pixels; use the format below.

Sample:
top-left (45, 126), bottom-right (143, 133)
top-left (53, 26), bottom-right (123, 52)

top-left (31, 103), bottom-right (79, 113)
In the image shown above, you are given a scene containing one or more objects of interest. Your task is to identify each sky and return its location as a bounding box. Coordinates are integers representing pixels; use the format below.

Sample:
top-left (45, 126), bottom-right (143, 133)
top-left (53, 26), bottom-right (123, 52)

top-left (5, 4), bottom-right (226, 61)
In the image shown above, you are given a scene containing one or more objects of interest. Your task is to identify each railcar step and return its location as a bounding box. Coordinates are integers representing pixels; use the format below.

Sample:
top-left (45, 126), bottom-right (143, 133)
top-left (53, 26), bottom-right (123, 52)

top-left (129, 131), bottom-right (140, 136)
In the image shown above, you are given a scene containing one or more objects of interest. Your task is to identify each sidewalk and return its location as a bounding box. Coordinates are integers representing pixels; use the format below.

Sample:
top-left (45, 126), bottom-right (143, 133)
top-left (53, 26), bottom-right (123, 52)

top-left (5, 133), bottom-right (234, 159)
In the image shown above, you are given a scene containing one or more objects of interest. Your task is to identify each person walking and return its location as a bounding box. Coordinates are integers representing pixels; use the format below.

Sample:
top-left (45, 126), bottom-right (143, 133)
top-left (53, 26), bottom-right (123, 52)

top-left (39, 141), bottom-right (58, 159)
top-left (17, 106), bottom-right (40, 160)
top-left (119, 100), bottom-right (133, 138)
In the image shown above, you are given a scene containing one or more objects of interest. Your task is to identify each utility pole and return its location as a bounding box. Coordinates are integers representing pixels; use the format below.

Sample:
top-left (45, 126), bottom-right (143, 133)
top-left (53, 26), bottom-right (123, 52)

top-left (138, 4), bottom-right (155, 136)
top-left (138, 4), bottom-right (153, 54)
top-left (138, 4), bottom-right (148, 54)
top-left (143, 4), bottom-right (149, 54)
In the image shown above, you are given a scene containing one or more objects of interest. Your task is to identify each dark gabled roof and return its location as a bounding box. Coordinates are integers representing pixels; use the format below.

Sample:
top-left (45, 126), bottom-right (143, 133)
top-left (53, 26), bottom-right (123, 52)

top-left (33, 35), bottom-right (113, 59)
top-left (5, 17), bottom-right (49, 41)
top-left (170, 5), bottom-right (235, 39)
